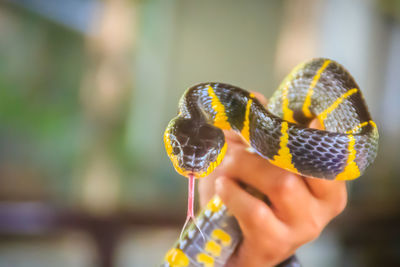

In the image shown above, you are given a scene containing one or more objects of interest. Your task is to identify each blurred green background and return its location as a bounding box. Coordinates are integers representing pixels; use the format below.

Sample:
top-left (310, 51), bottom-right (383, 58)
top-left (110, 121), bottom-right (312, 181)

top-left (0, 0), bottom-right (399, 266)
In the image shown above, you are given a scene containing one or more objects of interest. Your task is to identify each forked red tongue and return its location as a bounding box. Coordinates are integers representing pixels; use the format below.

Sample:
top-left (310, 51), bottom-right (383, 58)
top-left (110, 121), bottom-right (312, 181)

top-left (179, 174), bottom-right (205, 241)
top-left (187, 174), bottom-right (195, 218)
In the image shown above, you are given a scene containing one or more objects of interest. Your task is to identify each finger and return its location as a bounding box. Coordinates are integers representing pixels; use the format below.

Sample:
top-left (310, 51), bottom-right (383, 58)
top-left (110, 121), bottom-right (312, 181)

top-left (304, 118), bottom-right (348, 209)
top-left (304, 177), bottom-right (348, 215)
top-left (224, 130), bottom-right (247, 146)
top-left (198, 135), bottom-right (257, 208)
top-left (221, 145), bottom-right (312, 220)
top-left (198, 132), bottom-right (248, 207)
top-left (304, 177), bottom-right (346, 199)
top-left (215, 176), bottom-right (285, 236)
top-left (251, 91), bottom-right (268, 106)
top-left (198, 174), bottom-right (217, 208)
top-left (309, 117), bottom-right (322, 130)
top-left (227, 238), bottom-right (295, 267)
top-left (217, 176), bottom-right (295, 267)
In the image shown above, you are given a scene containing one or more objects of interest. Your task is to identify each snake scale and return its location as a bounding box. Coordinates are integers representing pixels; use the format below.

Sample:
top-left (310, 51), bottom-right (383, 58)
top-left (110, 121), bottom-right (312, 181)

top-left (161, 58), bottom-right (379, 267)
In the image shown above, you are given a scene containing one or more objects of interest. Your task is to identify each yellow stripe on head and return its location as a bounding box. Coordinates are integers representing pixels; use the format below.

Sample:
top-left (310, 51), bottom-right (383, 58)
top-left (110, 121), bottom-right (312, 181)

top-left (164, 131), bottom-right (186, 177)
top-left (302, 59), bottom-right (331, 118)
top-left (318, 88), bottom-right (358, 128)
top-left (208, 86), bottom-right (231, 130)
top-left (164, 248), bottom-right (190, 266)
top-left (269, 121), bottom-right (299, 173)
top-left (335, 134), bottom-right (360, 180)
top-left (195, 141), bottom-right (227, 178)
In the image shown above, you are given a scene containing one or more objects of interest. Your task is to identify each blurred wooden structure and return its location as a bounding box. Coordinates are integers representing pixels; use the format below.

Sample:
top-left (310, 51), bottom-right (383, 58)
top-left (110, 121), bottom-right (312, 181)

top-left (0, 203), bottom-right (181, 267)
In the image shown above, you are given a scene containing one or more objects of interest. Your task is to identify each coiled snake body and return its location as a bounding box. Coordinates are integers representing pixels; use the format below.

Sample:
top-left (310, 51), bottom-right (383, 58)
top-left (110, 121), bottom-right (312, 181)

top-left (161, 58), bottom-right (379, 267)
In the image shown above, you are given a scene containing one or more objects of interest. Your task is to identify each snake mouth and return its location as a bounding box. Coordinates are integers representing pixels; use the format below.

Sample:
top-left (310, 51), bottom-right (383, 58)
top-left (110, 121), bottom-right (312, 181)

top-left (178, 169), bottom-right (205, 179)
top-left (180, 154), bottom-right (208, 173)
top-left (178, 158), bottom-right (210, 178)
top-left (180, 164), bottom-right (204, 174)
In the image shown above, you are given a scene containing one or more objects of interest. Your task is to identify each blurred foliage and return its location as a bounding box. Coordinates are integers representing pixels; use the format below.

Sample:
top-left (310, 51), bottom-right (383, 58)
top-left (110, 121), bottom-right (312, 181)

top-left (0, 4), bottom-right (85, 202)
top-left (0, 2), bottom-right (184, 210)
top-left (380, 0), bottom-right (400, 21)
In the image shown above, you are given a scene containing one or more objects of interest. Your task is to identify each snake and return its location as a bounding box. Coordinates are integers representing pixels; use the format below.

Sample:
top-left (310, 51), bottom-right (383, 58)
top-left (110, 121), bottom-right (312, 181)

top-left (161, 58), bottom-right (379, 267)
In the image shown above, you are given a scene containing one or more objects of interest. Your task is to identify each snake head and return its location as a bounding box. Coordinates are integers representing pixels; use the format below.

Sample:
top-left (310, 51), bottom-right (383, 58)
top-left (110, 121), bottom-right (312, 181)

top-left (164, 117), bottom-right (227, 178)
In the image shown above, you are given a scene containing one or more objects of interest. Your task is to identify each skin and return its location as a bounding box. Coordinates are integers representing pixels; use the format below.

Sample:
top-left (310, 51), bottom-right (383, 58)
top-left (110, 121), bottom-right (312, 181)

top-left (198, 93), bottom-right (348, 267)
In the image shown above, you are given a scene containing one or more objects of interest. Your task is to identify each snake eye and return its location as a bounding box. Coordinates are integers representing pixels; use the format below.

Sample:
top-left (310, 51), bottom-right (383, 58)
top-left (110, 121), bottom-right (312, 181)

top-left (173, 146), bottom-right (181, 155)
top-left (210, 149), bottom-right (218, 158)
top-left (170, 140), bottom-right (181, 155)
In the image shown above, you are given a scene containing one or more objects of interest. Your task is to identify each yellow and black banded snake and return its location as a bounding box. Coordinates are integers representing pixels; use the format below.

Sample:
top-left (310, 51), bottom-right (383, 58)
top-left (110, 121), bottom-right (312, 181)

top-left (161, 58), bottom-right (379, 267)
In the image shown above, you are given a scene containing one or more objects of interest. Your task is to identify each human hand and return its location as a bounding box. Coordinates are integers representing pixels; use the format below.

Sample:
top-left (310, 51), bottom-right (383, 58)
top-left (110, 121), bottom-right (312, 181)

top-left (198, 94), bottom-right (348, 267)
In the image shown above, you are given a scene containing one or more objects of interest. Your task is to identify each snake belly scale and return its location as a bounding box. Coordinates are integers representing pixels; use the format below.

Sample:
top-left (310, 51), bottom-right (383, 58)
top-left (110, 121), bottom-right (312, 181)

top-left (161, 58), bottom-right (379, 267)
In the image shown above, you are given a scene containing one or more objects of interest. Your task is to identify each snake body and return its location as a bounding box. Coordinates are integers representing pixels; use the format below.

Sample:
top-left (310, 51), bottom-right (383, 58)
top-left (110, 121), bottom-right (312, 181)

top-left (161, 58), bottom-right (379, 267)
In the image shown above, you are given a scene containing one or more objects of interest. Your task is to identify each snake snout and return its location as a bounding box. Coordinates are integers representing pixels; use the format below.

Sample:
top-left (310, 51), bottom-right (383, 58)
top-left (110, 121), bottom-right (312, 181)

top-left (165, 117), bottom-right (226, 177)
top-left (180, 146), bottom-right (209, 172)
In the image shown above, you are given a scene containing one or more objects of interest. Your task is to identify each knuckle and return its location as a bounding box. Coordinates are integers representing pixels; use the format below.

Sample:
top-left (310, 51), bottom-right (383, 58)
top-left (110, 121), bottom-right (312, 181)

top-left (331, 188), bottom-right (348, 216)
top-left (225, 146), bottom-right (244, 165)
top-left (273, 175), bottom-right (297, 195)
top-left (262, 239), bottom-right (290, 261)
top-left (234, 148), bottom-right (247, 163)
top-left (221, 152), bottom-right (236, 171)
top-left (275, 227), bottom-right (291, 246)
top-left (305, 224), bottom-right (321, 241)
top-left (263, 228), bottom-right (290, 252)
top-left (301, 217), bottom-right (323, 242)
top-left (247, 227), bottom-right (292, 264)
top-left (249, 204), bottom-right (270, 228)
top-left (277, 191), bottom-right (293, 207)
top-left (309, 213), bottom-right (322, 229)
